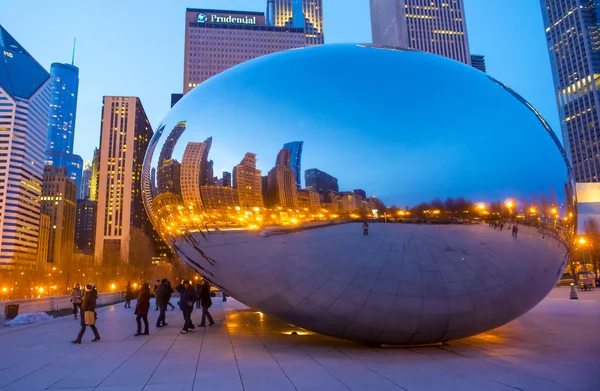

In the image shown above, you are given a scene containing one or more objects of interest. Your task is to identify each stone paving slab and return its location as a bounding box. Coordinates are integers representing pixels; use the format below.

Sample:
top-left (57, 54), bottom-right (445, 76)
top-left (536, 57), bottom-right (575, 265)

top-left (0, 289), bottom-right (598, 391)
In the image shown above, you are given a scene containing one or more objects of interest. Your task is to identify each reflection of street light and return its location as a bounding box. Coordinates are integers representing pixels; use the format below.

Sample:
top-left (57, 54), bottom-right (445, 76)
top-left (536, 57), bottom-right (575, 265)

top-left (579, 237), bottom-right (586, 245)
top-left (111, 283), bottom-right (116, 290)
top-left (133, 283), bottom-right (138, 289)
top-left (505, 200), bottom-right (514, 209)
top-left (477, 203), bottom-right (486, 210)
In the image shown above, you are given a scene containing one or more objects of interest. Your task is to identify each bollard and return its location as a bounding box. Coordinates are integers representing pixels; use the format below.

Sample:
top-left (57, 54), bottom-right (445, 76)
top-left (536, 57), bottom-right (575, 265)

top-left (570, 283), bottom-right (578, 300)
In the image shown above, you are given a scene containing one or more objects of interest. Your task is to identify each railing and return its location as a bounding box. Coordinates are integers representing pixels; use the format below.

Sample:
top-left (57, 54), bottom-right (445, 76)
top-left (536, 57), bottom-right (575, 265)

top-left (0, 292), bottom-right (125, 321)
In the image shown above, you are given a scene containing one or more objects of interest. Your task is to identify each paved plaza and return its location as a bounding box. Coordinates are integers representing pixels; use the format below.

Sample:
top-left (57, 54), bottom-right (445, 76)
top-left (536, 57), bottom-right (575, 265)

top-left (0, 288), bottom-right (598, 391)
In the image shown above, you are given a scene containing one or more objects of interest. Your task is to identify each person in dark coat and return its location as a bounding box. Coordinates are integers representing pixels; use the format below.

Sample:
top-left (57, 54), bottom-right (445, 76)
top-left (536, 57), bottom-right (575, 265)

top-left (363, 221), bottom-right (369, 236)
top-left (125, 281), bottom-right (133, 308)
top-left (135, 282), bottom-right (151, 336)
top-left (198, 279), bottom-right (215, 327)
top-left (153, 280), bottom-right (160, 311)
top-left (195, 280), bottom-right (202, 309)
top-left (70, 283), bottom-right (83, 319)
top-left (179, 280), bottom-right (197, 334)
top-left (71, 284), bottom-right (100, 343)
top-left (166, 280), bottom-right (175, 311)
top-left (156, 279), bottom-right (170, 327)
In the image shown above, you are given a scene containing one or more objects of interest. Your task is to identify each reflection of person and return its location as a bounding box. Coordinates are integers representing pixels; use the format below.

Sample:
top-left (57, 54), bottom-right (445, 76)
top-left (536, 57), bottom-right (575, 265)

top-left (363, 221), bottom-right (369, 236)
top-left (71, 284), bottom-right (100, 344)
top-left (198, 280), bottom-right (215, 327)
top-left (70, 283), bottom-right (82, 319)
top-left (135, 282), bottom-right (150, 336)
top-left (195, 281), bottom-right (202, 309)
top-left (153, 280), bottom-right (160, 310)
top-left (512, 225), bottom-right (519, 238)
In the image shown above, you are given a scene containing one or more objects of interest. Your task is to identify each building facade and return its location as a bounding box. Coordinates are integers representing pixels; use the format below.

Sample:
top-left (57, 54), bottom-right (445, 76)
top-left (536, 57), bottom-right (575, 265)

top-left (180, 139), bottom-right (212, 213)
top-left (80, 160), bottom-right (92, 199)
top-left (233, 152), bottom-right (263, 208)
top-left (223, 171), bottom-right (232, 187)
top-left (369, 0), bottom-right (471, 65)
top-left (269, 0), bottom-right (325, 45)
top-left (297, 189), bottom-right (321, 211)
top-left (37, 214), bottom-right (50, 269)
top-left (40, 166), bottom-right (77, 267)
top-left (305, 168), bottom-right (339, 200)
top-left (89, 147), bottom-right (100, 201)
top-left (283, 141), bottom-right (303, 189)
top-left (75, 199), bottom-right (97, 255)
top-left (94, 96), bottom-right (154, 265)
top-left (471, 54), bottom-right (486, 73)
top-left (0, 25), bottom-right (51, 266)
top-left (267, 148), bottom-right (298, 208)
top-left (45, 62), bottom-right (83, 195)
top-left (354, 189), bottom-right (367, 200)
top-left (184, 8), bottom-right (305, 94)
top-left (541, 0), bottom-right (600, 182)
top-left (200, 186), bottom-right (240, 210)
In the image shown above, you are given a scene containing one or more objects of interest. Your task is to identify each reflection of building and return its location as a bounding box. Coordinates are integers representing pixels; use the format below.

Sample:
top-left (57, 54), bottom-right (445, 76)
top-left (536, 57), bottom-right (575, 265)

top-left (297, 189), bottom-right (320, 211)
top-left (45, 62), bottom-right (83, 195)
top-left (89, 147), bottom-right (100, 201)
top-left (269, 0), bottom-right (325, 45)
top-left (223, 171), bottom-right (232, 188)
top-left (268, 148), bottom-right (298, 208)
top-left (369, 0), bottom-right (471, 65)
top-left (40, 166), bottom-right (77, 267)
top-left (181, 138), bottom-right (212, 212)
top-left (541, 1), bottom-right (600, 182)
top-left (75, 199), bottom-right (97, 255)
top-left (575, 183), bottom-right (600, 230)
top-left (354, 189), bottom-right (367, 200)
top-left (233, 153), bottom-right (263, 208)
top-left (471, 54), bottom-right (486, 73)
top-left (200, 186), bottom-right (240, 210)
top-left (305, 168), bottom-right (338, 201)
top-left (184, 8), bottom-right (305, 94)
top-left (171, 93), bottom-right (183, 108)
top-left (0, 25), bottom-right (51, 267)
top-left (157, 121), bottom-right (186, 193)
top-left (95, 96), bottom-right (154, 265)
top-left (340, 192), bottom-right (363, 212)
top-left (81, 161), bottom-right (92, 199)
top-left (151, 193), bottom-right (187, 234)
top-left (37, 214), bottom-right (50, 269)
top-left (283, 141), bottom-right (303, 189)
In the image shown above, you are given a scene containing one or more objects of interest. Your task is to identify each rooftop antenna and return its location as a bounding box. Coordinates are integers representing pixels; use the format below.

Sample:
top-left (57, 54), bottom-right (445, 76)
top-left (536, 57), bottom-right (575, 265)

top-left (71, 37), bottom-right (76, 65)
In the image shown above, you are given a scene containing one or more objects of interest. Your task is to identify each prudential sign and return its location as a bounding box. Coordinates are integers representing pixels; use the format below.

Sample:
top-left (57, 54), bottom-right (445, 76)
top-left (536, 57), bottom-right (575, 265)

top-left (197, 13), bottom-right (257, 25)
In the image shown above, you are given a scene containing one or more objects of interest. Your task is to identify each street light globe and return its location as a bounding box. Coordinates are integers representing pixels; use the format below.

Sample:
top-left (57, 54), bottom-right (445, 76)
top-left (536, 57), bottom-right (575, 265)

top-left (143, 44), bottom-right (576, 345)
top-left (579, 237), bottom-right (586, 245)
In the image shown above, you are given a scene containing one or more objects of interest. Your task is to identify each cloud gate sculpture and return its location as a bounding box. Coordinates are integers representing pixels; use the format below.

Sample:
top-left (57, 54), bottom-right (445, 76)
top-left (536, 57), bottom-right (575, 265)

top-left (143, 44), bottom-right (575, 345)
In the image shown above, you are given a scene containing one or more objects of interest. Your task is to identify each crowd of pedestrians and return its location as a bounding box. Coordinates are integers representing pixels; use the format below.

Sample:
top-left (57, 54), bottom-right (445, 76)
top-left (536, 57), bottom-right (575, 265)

top-left (488, 220), bottom-right (519, 238)
top-left (68, 277), bottom-right (221, 343)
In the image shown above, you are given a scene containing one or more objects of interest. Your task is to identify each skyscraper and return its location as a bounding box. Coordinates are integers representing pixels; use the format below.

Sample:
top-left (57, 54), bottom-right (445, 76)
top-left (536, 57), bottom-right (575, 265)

top-left (269, 0), bottom-right (325, 45)
top-left (471, 54), bottom-right (486, 73)
top-left (223, 171), bottom-right (232, 187)
top-left (157, 121), bottom-right (186, 194)
top-left (40, 166), bottom-right (77, 267)
top-left (45, 62), bottom-right (83, 195)
top-left (541, 0), bottom-right (600, 182)
top-left (80, 160), bottom-right (92, 199)
top-left (180, 139), bottom-right (212, 212)
top-left (184, 8), bottom-right (305, 94)
top-left (268, 148), bottom-right (298, 208)
top-left (283, 141), bottom-right (303, 189)
top-left (0, 25), bottom-right (51, 267)
top-left (89, 147), bottom-right (100, 201)
top-left (233, 153), bottom-right (264, 208)
top-left (369, 0), bottom-right (471, 65)
top-left (305, 168), bottom-right (339, 195)
top-left (75, 199), bottom-right (96, 255)
top-left (94, 96), bottom-right (154, 265)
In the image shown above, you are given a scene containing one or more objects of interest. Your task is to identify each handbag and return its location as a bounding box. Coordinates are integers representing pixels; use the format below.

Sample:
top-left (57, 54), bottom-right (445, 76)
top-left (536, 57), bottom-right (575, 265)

top-left (84, 311), bottom-right (95, 326)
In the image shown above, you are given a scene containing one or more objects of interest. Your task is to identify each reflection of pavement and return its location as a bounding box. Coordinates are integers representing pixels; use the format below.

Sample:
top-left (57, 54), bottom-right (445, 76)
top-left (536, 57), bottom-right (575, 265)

top-left (175, 222), bottom-right (568, 345)
top-left (0, 291), bottom-right (597, 390)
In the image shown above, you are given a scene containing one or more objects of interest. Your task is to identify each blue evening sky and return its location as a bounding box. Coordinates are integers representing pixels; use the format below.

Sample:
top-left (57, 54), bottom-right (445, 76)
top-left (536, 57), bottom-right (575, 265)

top-left (1, 0), bottom-right (558, 165)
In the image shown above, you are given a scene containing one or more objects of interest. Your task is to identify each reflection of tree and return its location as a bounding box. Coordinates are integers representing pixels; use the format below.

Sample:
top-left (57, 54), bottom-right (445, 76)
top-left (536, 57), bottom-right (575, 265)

top-left (129, 227), bottom-right (154, 276)
top-left (580, 218), bottom-right (600, 279)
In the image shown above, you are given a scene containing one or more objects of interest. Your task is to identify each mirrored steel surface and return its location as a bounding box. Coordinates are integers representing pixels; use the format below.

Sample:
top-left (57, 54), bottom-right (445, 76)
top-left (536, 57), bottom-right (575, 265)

top-left (143, 44), bottom-right (575, 344)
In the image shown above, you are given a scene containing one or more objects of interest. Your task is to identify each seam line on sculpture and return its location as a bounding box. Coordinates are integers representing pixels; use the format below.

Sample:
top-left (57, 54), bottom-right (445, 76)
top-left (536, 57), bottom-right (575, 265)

top-left (226, 305), bottom-right (246, 391)
top-left (141, 318), bottom-right (183, 390)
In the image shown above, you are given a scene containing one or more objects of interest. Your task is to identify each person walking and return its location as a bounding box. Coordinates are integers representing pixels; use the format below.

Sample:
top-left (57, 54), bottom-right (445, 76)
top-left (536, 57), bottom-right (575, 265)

top-left (179, 280), bottom-right (197, 334)
top-left (363, 221), bottom-right (369, 236)
top-left (153, 280), bottom-right (160, 311)
top-left (512, 224), bottom-right (519, 238)
top-left (198, 279), bottom-right (215, 327)
top-left (134, 282), bottom-right (151, 336)
top-left (71, 284), bottom-right (100, 344)
top-left (156, 279), bottom-right (170, 328)
top-left (124, 281), bottom-right (133, 309)
top-left (195, 280), bottom-right (202, 309)
top-left (70, 283), bottom-right (83, 320)
top-left (166, 280), bottom-right (175, 311)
